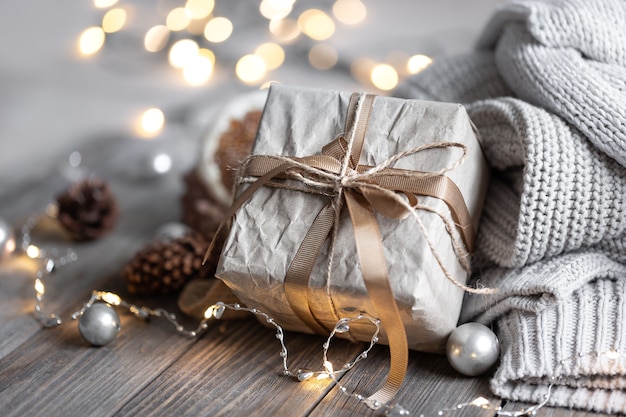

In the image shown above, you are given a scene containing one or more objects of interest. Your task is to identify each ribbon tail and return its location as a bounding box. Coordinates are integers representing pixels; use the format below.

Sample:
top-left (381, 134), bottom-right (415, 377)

top-left (283, 203), bottom-right (337, 335)
top-left (344, 190), bottom-right (408, 409)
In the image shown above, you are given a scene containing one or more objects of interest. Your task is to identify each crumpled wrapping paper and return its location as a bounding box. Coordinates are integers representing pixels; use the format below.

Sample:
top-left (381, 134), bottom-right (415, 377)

top-left (217, 84), bottom-right (489, 353)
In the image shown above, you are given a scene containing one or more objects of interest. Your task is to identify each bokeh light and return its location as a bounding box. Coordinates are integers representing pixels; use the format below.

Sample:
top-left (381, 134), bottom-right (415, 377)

top-left (183, 55), bottom-right (214, 85)
top-left (254, 42), bottom-right (285, 70)
top-left (298, 9), bottom-right (335, 41)
top-left (168, 39), bottom-right (199, 69)
top-left (152, 153), bottom-right (173, 174)
top-left (198, 48), bottom-right (216, 64)
top-left (236, 54), bottom-right (267, 84)
top-left (94, 0), bottom-right (118, 8)
top-left (332, 0), bottom-right (367, 25)
top-left (350, 57), bottom-right (376, 85)
top-left (144, 25), bottom-right (170, 52)
top-left (102, 8), bottom-right (127, 33)
top-left (204, 17), bottom-right (233, 43)
top-left (78, 27), bottom-right (105, 56)
top-left (166, 7), bottom-right (191, 31)
top-left (26, 245), bottom-right (41, 259)
top-left (186, 17), bottom-right (210, 35)
top-left (140, 108), bottom-right (165, 137)
top-left (370, 63), bottom-right (398, 91)
top-left (85, 0), bottom-right (411, 93)
top-left (185, 0), bottom-right (215, 20)
top-left (259, 0), bottom-right (294, 20)
top-left (268, 18), bottom-right (300, 43)
top-left (407, 54), bottom-right (433, 74)
top-left (308, 44), bottom-right (338, 70)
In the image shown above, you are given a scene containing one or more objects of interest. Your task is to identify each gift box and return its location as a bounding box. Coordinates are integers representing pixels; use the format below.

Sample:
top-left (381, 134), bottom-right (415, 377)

top-left (216, 84), bottom-right (489, 356)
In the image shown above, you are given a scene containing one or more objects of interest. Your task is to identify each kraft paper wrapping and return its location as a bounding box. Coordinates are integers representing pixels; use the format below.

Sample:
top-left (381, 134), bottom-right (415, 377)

top-left (216, 84), bottom-right (489, 353)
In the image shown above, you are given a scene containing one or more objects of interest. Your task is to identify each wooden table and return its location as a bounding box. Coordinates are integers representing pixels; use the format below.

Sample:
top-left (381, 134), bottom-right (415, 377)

top-left (0, 140), bottom-right (610, 417)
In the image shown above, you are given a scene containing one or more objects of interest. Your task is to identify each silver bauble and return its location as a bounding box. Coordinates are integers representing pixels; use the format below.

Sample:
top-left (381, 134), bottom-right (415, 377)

top-left (78, 303), bottom-right (121, 346)
top-left (446, 322), bottom-right (500, 376)
top-left (0, 218), bottom-right (16, 262)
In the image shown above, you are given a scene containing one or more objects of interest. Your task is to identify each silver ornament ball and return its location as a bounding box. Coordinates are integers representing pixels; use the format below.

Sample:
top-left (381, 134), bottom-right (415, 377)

top-left (0, 218), bottom-right (16, 262)
top-left (446, 322), bottom-right (500, 376)
top-left (78, 303), bottom-right (121, 346)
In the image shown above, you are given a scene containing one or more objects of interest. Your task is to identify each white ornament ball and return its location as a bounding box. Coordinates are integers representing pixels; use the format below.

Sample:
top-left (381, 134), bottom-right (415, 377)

top-left (78, 303), bottom-right (121, 346)
top-left (0, 218), bottom-right (16, 262)
top-left (446, 322), bottom-right (500, 376)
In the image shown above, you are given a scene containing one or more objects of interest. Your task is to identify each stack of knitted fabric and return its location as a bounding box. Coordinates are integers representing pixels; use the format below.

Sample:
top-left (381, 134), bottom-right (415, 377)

top-left (394, 0), bottom-right (626, 413)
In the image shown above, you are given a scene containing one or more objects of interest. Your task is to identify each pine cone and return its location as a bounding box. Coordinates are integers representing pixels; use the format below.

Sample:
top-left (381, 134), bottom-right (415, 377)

top-left (181, 170), bottom-right (227, 239)
top-left (214, 110), bottom-right (261, 190)
top-left (122, 231), bottom-right (214, 295)
top-left (55, 177), bottom-right (118, 241)
top-left (181, 110), bottom-right (261, 240)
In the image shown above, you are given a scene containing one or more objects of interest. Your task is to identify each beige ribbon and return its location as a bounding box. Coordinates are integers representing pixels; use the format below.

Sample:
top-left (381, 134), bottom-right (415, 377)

top-left (205, 92), bottom-right (494, 409)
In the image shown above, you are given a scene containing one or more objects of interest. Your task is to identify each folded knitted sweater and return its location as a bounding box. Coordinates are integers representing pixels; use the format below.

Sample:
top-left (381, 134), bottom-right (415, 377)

top-left (394, 0), bottom-right (626, 413)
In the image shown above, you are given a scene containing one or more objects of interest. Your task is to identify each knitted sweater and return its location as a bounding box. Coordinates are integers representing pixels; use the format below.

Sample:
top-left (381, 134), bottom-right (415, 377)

top-left (394, 0), bottom-right (626, 413)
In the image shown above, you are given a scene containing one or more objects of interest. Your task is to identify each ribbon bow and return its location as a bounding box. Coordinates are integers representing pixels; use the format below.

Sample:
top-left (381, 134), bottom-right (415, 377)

top-left (206, 92), bottom-right (493, 408)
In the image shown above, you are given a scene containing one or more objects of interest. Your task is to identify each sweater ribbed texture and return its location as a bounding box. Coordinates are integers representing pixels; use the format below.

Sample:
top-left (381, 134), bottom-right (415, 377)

top-left (394, 0), bottom-right (626, 413)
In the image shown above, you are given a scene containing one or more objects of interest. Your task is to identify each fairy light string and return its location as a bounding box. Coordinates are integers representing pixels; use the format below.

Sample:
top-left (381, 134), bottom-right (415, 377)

top-left (81, 0), bottom-right (433, 90)
top-left (16, 213), bottom-right (625, 416)
top-left (21, 212), bottom-right (79, 328)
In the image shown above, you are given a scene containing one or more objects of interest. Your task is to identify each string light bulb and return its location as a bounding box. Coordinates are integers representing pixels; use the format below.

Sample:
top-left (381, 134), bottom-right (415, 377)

top-left (332, 0), bottom-right (367, 25)
top-left (94, 0), bottom-right (118, 8)
top-left (100, 291), bottom-right (122, 306)
top-left (236, 54), bottom-right (267, 84)
top-left (144, 25), bottom-right (170, 53)
top-left (78, 27), bottom-right (105, 56)
top-left (298, 9), bottom-right (335, 41)
top-left (185, 0), bottom-right (215, 20)
top-left (34, 278), bottom-right (45, 295)
top-left (198, 48), bottom-right (216, 64)
top-left (308, 43), bottom-right (338, 70)
top-left (268, 17), bottom-right (300, 43)
top-left (183, 55), bottom-right (214, 85)
top-left (138, 107), bottom-right (165, 138)
top-left (168, 39), bottom-right (199, 69)
top-left (203, 17), bottom-right (233, 43)
top-left (370, 63), bottom-right (399, 91)
top-left (254, 42), bottom-right (285, 71)
top-left (102, 8), bottom-right (127, 33)
top-left (407, 54), bottom-right (433, 74)
top-left (259, 0), bottom-right (294, 20)
top-left (0, 218), bottom-right (16, 260)
top-left (166, 7), bottom-right (191, 31)
top-left (26, 245), bottom-right (41, 259)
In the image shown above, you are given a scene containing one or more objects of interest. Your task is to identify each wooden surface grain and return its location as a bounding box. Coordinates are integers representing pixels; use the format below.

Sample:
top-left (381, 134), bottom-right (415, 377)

top-left (0, 146), bottom-right (611, 417)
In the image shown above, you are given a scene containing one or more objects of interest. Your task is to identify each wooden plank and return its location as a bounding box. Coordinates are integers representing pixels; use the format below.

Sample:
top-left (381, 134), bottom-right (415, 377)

top-left (116, 318), bottom-right (366, 417)
top-left (310, 347), bottom-right (502, 417)
top-left (0, 294), bottom-right (203, 417)
top-left (0, 172), bottom-right (182, 360)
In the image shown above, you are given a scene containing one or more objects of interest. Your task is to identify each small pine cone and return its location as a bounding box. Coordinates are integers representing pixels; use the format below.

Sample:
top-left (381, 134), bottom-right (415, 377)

top-left (55, 177), bottom-right (118, 241)
top-left (123, 231), bottom-right (214, 295)
top-left (181, 170), bottom-right (227, 239)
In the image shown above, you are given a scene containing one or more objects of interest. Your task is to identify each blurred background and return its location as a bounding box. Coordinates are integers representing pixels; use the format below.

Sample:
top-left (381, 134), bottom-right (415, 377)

top-left (0, 0), bottom-right (502, 190)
